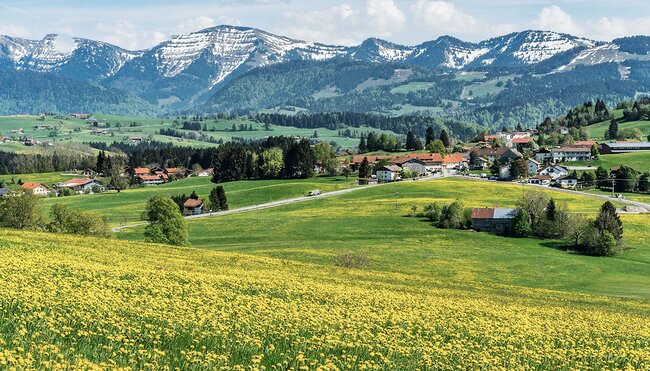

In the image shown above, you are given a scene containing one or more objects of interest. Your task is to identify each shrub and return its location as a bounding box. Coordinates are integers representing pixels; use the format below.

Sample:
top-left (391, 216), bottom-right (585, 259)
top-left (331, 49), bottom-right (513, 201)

top-left (423, 203), bottom-right (442, 224)
top-left (439, 201), bottom-right (465, 229)
top-left (512, 209), bottom-right (532, 237)
top-left (332, 251), bottom-right (370, 269)
top-left (48, 204), bottom-right (111, 238)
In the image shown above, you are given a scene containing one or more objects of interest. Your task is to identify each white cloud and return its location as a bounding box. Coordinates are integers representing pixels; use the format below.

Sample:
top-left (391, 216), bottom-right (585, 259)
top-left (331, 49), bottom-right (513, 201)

top-left (585, 16), bottom-right (650, 41)
top-left (96, 21), bottom-right (167, 50)
top-left (173, 16), bottom-right (217, 35)
top-left (532, 5), bottom-right (582, 35)
top-left (411, 0), bottom-right (478, 32)
top-left (0, 24), bottom-right (31, 38)
top-left (366, 0), bottom-right (405, 34)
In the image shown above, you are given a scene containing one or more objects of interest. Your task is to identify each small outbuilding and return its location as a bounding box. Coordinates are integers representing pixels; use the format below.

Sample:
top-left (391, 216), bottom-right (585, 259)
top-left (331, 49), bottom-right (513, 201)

top-left (183, 198), bottom-right (204, 215)
top-left (471, 207), bottom-right (516, 234)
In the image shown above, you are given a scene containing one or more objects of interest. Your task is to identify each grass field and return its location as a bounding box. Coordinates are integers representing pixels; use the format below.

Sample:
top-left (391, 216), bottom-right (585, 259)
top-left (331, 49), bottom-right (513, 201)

top-left (389, 81), bottom-right (435, 94)
top-left (587, 118), bottom-right (650, 141)
top-left (41, 175), bottom-right (358, 225)
top-left (1, 192), bottom-right (649, 368)
top-left (0, 172), bottom-right (82, 188)
top-left (460, 75), bottom-right (516, 99)
top-left (565, 152), bottom-right (650, 174)
top-left (120, 178), bottom-right (650, 299)
top-left (0, 114), bottom-right (400, 152)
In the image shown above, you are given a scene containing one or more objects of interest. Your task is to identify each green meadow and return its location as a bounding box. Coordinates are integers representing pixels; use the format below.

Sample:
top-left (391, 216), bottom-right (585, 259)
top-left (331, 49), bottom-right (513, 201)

top-left (41, 175), bottom-right (358, 225)
top-left (0, 114), bottom-right (400, 153)
top-left (119, 177), bottom-right (650, 299)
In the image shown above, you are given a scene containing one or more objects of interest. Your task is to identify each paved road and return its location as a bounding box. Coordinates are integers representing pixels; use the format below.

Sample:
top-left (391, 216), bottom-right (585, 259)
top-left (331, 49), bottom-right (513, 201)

top-left (112, 174), bottom-right (441, 232)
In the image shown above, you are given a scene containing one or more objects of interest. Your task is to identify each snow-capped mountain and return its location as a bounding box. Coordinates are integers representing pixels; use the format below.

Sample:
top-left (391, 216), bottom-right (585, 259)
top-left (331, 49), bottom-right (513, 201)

top-left (0, 34), bottom-right (137, 82)
top-left (1, 26), bottom-right (648, 110)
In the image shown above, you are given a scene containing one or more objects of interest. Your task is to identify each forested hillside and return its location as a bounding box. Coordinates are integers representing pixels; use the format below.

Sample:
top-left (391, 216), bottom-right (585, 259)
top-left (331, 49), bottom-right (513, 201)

top-left (202, 60), bottom-right (650, 129)
top-left (0, 69), bottom-right (159, 117)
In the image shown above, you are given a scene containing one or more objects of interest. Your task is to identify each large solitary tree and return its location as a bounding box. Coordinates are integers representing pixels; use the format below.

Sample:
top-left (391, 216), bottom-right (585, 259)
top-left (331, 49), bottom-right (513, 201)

top-left (143, 196), bottom-right (189, 246)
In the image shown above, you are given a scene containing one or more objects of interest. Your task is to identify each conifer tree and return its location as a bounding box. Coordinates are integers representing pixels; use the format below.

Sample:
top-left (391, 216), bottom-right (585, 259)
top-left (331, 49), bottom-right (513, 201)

top-left (439, 129), bottom-right (450, 148)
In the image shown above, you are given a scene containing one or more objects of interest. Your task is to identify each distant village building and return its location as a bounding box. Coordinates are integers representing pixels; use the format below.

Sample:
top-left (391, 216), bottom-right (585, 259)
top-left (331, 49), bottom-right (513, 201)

top-left (535, 147), bottom-right (591, 163)
top-left (471, 207), bottom-right (516, 234)
top-left (358, 177), bottom-right (378, 186)
top-left (557, 175), bottom-right (578, 189)
top-left (129, 137), bottom-right (144, 143)
top-left (0, 188), bottom-right (12, 197)
top-left (193, 168), bottom-right (214, 177)
top-left (527, 158), bottom-right (540, 175)
top-left (376, 165), bottom-right (402, 183)
top-left (59, 178), bottom-right (103, 193)
top-left (539, 165), bottom-right (569, 180)
top-left (137, 175), bottom-right (165, 186)
top-left (20, 182), bottom-right (49, 196)
top-left (528, 175), bottom-right (551, 186)
top-left (600, 142), bottom-right (650, 154)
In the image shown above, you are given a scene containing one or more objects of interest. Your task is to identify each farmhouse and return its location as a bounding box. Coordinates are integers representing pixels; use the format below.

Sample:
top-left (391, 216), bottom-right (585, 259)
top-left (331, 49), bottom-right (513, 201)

top-left (471, 207), bottom-right (516, 234)
top-left (60, 178), bottom-right (103, 193)
top-left (82, 168), bottom-right (98, 178)
top-left (391, 158), bottom-right (426, 175)
top-left (137, 175), bottom-right (164, 186)
top-left (183, 198), bottom-right (204, 215)
top-left (471, 147), bottom-right (521, 163)
top-left (376, 165), bottom-right (402, 183)
top-left (134, 167), bottom-right (150, 176)
top-left (20, 182), bottom-right (49, 196)
top-left (194, 168), bottom-right (214, 177)
top-left (600, 142), bottom-right (650, 154)
top-left (129, 137), bottom-right (144, 143)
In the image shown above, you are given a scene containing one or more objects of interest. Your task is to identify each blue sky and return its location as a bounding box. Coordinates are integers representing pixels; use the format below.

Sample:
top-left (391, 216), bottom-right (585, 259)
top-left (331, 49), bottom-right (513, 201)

top-left (1, 0), bottom-right (649, 49)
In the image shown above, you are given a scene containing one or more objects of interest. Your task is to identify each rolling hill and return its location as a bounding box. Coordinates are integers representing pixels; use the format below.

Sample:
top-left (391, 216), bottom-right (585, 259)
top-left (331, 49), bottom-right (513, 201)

top-left (1, 177), bottom-right (648, 368)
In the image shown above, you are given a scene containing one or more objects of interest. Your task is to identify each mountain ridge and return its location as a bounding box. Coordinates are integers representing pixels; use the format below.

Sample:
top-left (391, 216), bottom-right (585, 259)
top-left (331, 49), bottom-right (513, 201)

top-left (1, 26), bottom-right (650, 116)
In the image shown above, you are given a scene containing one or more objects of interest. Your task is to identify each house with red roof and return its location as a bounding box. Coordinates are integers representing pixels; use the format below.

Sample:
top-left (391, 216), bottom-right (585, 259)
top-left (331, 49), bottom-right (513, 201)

top-left (20, 182), bottom-right (49, 196)
top-left (59, 178), bottom-right (103, 193)
top-left (471, 207), bottom-right (516, 234)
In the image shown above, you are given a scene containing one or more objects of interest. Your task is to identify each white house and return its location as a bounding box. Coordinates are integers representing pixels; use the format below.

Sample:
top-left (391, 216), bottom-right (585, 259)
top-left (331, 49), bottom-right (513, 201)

top-left (536, 147), bottom-right (592, 163)
top-left (59, 178), bottom-right (103, 193)
top-left (376, 165), bottom-right (402, 183)
top-left (20, 182), bottom-right (49, 196)
top-left (539, 165), bottom-right (569, 180)
top-left (528, 175), bottom-right (551, 186)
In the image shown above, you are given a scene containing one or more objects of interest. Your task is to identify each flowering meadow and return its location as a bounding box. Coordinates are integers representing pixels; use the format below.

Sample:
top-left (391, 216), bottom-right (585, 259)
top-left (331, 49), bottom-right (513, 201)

top-left (1, 229), bottom-right (649, 369)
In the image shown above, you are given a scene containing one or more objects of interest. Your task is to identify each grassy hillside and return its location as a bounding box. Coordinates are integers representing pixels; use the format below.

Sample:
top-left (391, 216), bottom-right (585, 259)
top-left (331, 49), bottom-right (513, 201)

top-left (120, 178), bottom-right (650, 299)
top-left (1, 229), bottom-right (649, 369)
top-left (42, 176), bottom-right (358, 225)
top-left (0, 114), bottom-right (395, 153)
top-left (584, 107), bottom-right (650, 140)
top-left (566, 152), bottom-right (650, 174)
top-left (0, 172), bottom-right (81, 188)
